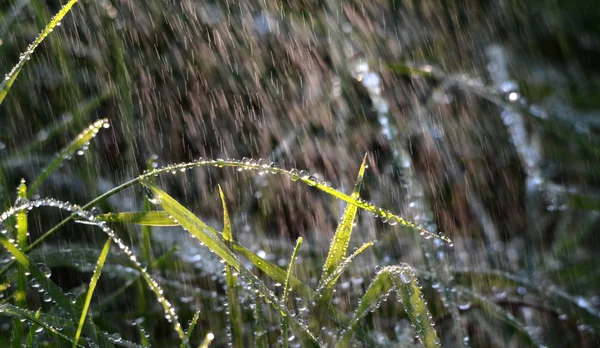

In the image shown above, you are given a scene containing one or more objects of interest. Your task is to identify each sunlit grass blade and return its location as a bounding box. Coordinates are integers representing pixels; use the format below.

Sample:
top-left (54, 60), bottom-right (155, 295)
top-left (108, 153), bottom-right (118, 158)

top-left (282, 237), bottom-right (302, 348)
top-left (198, 332), bottom-right (214, 348)
top-left (140, 158), bottom-right (451, 244)
top-left (25, 309), bottom-right (41, 348)
top-left (179, 310), bottom-right (201, 348)
top-left (14, 180), bottom-right (28, 348)
top-left (337, 265), bottom-right (439, 348)
top-left (143, 182), bottom-right (321, 346)
top-left (219, 186), bottom-right (243, 347)
top-left (28, 119), bottom-right (110, 196)
top-left (93, 211), bottom-right (178, 226)
top-left (310, 156), bottom-right (367, 332)
top-left (73, 238), bottom-right (111, 348)
top-left (315, 241), bottom-right (374, 296)
top-left (459, 287), bottom-right (542, 347)
top-left (0, 0), bottom-right (79, 105)
top-left (107, 211), bottom-right (378, 344)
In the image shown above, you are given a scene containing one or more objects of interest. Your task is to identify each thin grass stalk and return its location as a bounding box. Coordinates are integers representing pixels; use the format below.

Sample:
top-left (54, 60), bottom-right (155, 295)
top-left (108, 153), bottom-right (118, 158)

top-left (13, 180), bottom-right (28, 348)
top-left (73, 238), bottom-right (112, 348)
top-left (179, 310), bottom-right (201, 348)
top-left (219, 186), bottom-right (243, 347)
top-left (25, 309), bottom-right (41, 347)
top-left (282, 237), bottom-right (302, 348)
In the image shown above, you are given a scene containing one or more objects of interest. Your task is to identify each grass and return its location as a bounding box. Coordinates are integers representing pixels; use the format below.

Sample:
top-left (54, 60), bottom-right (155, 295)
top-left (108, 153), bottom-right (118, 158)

top-left (0, 0), bottom-right (599, 347)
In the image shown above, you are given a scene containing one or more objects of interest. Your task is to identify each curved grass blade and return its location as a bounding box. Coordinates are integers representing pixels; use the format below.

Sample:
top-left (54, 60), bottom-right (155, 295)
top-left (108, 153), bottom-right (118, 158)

top-left (0, 199), bottom-right (174, 344)
top-left (179, 310), bottom-right (201, 348)
top-left (338, 265), bottom-right (439, 348)
top-left (0, 0), bottom-right (79, 105)
top-left (282, 237), bottom-right (302, 348)
top-left (0, 304), bottom-right (80, 346)
top-left (453, 268), bottom-right (600, 331)
top-left (459, 287), bottom-right (541, 347)
top-left (28, 119), bottom-right (110, 196)
top-left (311, 156), bottom-right (366, 332)
top-left (101, 211), bottom-right (377, 345)
top-left (0, 232), bottom-right (114, 347)
top-left (218, 186), bottom-right (243, 348)
top-left (142, 182), bottom-right (321, 346)
top-left (73, 238), bottom-right (112, 348)
top-left (140, 158), bottom-right (451, 245)
top-left (0, 156), bottom-right (450, 278)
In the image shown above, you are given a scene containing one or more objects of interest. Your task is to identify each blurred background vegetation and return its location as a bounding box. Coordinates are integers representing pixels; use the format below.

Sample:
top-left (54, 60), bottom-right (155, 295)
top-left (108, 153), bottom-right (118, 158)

top-left (0, 0), bottom-right (599, 346)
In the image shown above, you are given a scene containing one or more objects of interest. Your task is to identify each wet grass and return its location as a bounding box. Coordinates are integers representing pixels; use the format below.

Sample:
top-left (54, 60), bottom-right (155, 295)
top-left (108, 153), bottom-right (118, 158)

top-left (1, 0), bottom-right (600, 347)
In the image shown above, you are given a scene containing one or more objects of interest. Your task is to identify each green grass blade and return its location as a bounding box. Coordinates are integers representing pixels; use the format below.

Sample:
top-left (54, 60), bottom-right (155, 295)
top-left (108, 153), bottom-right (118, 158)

top-left (0, 233), bottom-right (77, 319)
top-left (0, 0), bottom-right (79, 105)
top-left (179, 310), bottom-right (201, 348)
top-left (315, 241), bottom-right (374, 296)
top-left (140, 158), bottom-right (450, 245)
top-left (282, 237), bottom-right (303, 348)
top-left (13, 180), bottom-right (28, 348)
top-left (16, 180), bottom-right (27, 248)
top-left (219, 186), bottom-right (243, 348)
top-left (453, 268), bottom-right (600, 331)
top-left (0, 304), bottom-right (80, 346)
top-left (459, 287), bottom-right (541, 347)
top-left (338, 265), bottom-right (439, 348)
top-left (310, 156), bottom-right (367, 332)
top-left (198, 332), bottom-right (214, 348)
top-left (137, 323), bottom-right (151, 348)
top-left (95, 211), bottom-right (178, 226)
top-left (73, 238), bottom-right (112, 348)
top-left (253, 291), bottom-right (268, 348)
top-left (28, 119), bottom-right (110, 196)
top-left (143, 182), bottom-right (321, 346)
top-left (25, 309), bottom-right (41, 348)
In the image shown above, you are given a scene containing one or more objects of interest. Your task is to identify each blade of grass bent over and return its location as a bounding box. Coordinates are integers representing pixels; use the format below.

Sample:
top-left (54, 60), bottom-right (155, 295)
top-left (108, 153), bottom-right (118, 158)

top-left (104, 210), bottom-right (376, 344)
top-left (0, 0), bottom-right (79, 105)
top-left (143, 182), bottom-right (321, 346)
top-left (73, 238), bottom-right (112, 348)
top-left (310, 156), bottom-right (367, 333)
top-left (282, 237), bottom-right (303, 348)
top-left (0, 304), bottom-right (80, 346)
top-left (28, 119), bottom-right (110, 196)
top-left (219, 186), bottom-right (243, 348)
